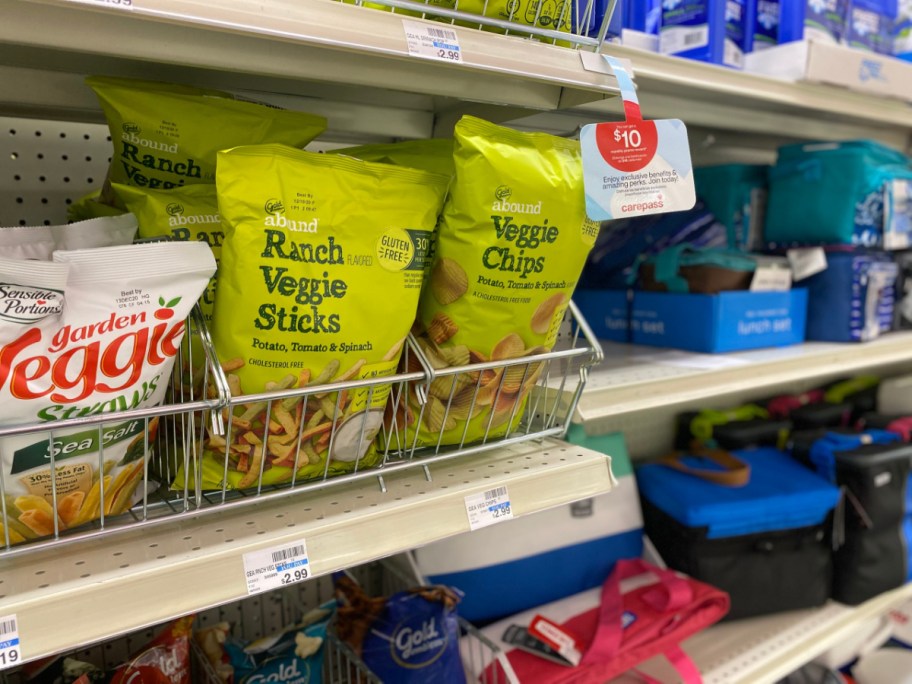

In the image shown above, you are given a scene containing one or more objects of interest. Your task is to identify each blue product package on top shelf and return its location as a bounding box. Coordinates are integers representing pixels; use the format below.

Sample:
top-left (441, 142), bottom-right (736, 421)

top-left (659, 0), bottom-right (751, 68)
top-left (779, 0), bottom-right (849, 43)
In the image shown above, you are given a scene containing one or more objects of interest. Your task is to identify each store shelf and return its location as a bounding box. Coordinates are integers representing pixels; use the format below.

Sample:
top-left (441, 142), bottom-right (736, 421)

top-left (590, 44), bottom-right (912, 149)
top-left (576, 332), bottom-right (912, 428)
top-left (637, 584), bottom-right (912, 684)
top-left (0, 0), bottom-right (621, 131)
top-left (0, 438), bottom-right (612, 665)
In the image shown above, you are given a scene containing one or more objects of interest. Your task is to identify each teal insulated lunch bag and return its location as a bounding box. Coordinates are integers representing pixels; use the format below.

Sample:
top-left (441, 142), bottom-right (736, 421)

top-left (765, 140), bottom-right (912, 248)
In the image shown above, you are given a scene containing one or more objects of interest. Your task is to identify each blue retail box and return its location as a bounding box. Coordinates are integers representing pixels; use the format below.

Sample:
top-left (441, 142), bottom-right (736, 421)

top-left (631, 289), bottom-right (808, 353)
top-left (660, 0), bottom-right (750, 68)
top-left (573, 290), bottom-right (630, 343)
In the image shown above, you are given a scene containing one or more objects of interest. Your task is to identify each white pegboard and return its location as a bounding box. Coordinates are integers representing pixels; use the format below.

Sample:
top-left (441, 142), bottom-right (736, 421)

top-left (0, 116), bottom-right (112, 227)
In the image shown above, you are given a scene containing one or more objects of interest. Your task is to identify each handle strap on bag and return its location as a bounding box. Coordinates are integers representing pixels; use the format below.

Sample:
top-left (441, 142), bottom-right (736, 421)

top-left (887, 417), bottom-right (912, 443)
top-left (689, 404), bottom-right (769, 441)
top-left (584, 559), bottom-right (703, 684)
top-left (661, 445), bottom-right (751, 487)
top-left (824, 375), bottom-right (879, 404)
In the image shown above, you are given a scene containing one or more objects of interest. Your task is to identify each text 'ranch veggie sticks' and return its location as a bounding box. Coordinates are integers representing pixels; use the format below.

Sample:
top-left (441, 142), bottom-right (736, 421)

top-left (200, 144), bottom-right (449, 490)
top-left (113, 183), bottom-right (221, 323)
top-left (0, 242), bottom-right (216, 546)
top-left (86, 76), bottom-right (327, 193)
top-left (401, 115), bottom-right (598, 448)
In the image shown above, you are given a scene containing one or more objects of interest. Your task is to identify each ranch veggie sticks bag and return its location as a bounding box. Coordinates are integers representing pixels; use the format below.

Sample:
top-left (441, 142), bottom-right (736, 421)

top-left (203, 144), bottom-right (448, 490)
top-left (113, 183), bottom-right (221, 322)
top-left (86, 76), bottom-right (327, 192)
top-left (402, 116), bottom-right (597, 449)
top-left (0, 242), bottom-right (216, 546)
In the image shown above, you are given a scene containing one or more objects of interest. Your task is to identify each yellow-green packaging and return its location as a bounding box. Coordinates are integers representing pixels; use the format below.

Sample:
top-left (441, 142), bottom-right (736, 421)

top-left (329, 139), bottom-right (455, 178)
top-left (86, 76), bottom-right (327, 193)
top-left (402, 115), bottom-right (598, 449)
top-left (67, 189), bottom-right (128, 222)
top-left (113, 183), bottom-right (221, 323)
top-left (198, 144), bottom-right (449, 490)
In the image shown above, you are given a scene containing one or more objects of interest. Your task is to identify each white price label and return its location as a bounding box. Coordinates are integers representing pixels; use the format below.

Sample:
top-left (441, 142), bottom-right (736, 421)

top-left (68, 0), bottom-right (134, 9)
top-left (243, 539), bottom-right (310, 596)
top-left (787, 247), bottom-right (828, 281)
top-left (750, 266), bottom-right (793, 292)
top-left (0, 615), bottom-right (20, 671)
top-left (402, 20), bottom-right (463, 63)
top-left (465, 486), bottom-right (513, 531)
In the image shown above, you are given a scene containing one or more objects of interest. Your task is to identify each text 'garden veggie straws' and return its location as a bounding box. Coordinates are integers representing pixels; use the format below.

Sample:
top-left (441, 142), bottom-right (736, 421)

top-left (0, 242), bottom-right (215, 546)
top-left (199, 144), bottom-right (449, 490)
top-left (400, 115), bottom-right (598, 449)
top-left (86, 76), bottom-right (327, 193)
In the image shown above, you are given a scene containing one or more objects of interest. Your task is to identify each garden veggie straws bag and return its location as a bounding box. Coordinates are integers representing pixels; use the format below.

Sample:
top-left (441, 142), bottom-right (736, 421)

top-left (113, 183), bottom-right (221, 322)
top-left (402, 116), bottom-right (597, 449)
top-left (0, 214), bottom-right (137, 259)
top-left (0, 242), bottom-right (215, 545)
top-left (86, 76), bottom-right (327, 192)
top-left (201, 144), bottom-right (449, 490)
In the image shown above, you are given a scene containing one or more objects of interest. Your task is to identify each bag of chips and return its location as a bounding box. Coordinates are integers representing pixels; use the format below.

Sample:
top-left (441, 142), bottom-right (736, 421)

top-left (329, 139), bottom-right (455, 177)
top-left (400, 116), bottom-right (597, 450)
top-left (86, 76), bottom-right (327, 195)
top-left (334, 575), bottom-right (466, 684)
top-left (113, 183), bottom-right (221, 323)
top-left (0, 242), bottom-right (215, 545)
top-left (187, 144), bottom-right (448, 491)
top-left (0, 214), bottom-right (137, 259)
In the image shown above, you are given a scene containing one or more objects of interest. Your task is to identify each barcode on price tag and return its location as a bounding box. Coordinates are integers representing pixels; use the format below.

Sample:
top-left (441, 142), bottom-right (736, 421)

top-left (465, 485), bottom-right (513, 531)
top-left (0, 615), bottom-right (20, 671)
top-left (402, 19), bottom-right (463, 63)
top-left (243, 539), bottom-right (310, 596)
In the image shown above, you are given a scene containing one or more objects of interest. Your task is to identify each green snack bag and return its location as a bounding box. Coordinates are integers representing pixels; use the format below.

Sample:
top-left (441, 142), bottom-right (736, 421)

top-left (401, 115), bottom-right (598, 449)
top-left (67, 189), bottom-right (129, 222)
top-left (112, 183), bottom-right (221, 323)
top-left (198, 144), bottom-right (448, 490)
top-left (330, 139), bottom-right (455, 178)
top-left (86, 76), bottom-right (327, 193)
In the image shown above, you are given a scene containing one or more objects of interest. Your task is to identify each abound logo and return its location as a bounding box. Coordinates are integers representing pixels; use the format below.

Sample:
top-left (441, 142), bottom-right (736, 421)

top-left (166, 202), bottom-right (219, 227)
top-left (491, 187), bottom-right (542, 214)
top-left (0, 284), bottom-right (63, 323)
top-left (391, 616), bottom-right (448, 669)
top-left (263, 198), bottom-right (319, 234)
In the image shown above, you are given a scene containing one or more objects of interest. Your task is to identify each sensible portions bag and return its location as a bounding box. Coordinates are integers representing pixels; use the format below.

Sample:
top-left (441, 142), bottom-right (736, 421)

top-left (86, 76), bottom-right (327, 193)
top-left (113, 183), bottom-right (221, 323)
top-left (201, 144), bottom-right (449, 490)
top-left (0, 214), bottom-right (137, 260)
top-left (401, 116), bottom-right (598, 449)
top-left (0, 242), bottom-right (215, 545)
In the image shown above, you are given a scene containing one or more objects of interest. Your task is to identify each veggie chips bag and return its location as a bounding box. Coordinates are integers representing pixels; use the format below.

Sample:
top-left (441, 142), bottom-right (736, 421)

top-left (199, 144), bottom-right (449, 490)
top-left (86, 76), bottom-right (327, 192)
top-left (113, 183), bottom-right (221, 322)
top-left (401, 116), bottom-right (597, 449)
top-left (329, 139), bottom-right (455, 177)
top-left (0, 242), bottom-right (215, 546)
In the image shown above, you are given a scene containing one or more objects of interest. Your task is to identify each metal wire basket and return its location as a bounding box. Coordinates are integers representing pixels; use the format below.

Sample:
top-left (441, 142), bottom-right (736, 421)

top-left (339, 0), bottom-right (620, 49)
top-left (0, 307), bottom-right (227, 555)
top-left (0, 300), bottom-right (601, 556)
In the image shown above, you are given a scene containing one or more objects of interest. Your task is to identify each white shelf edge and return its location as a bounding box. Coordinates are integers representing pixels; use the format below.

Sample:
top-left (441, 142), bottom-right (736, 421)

top-left (0, 438), bottom-right (612, 665)
top-left (2, 0), bottom-right (619, 115)
top-left (574, 331), bottom-right (912, 430)
top-left (596, 44), bottom-right (912, 142)
top-left (695, 585), bottom-right (912, 684)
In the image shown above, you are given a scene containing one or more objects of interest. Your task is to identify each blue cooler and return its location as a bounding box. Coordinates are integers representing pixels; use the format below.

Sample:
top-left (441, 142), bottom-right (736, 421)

top-left (638, 447), bottom-right (840, 619)
top-left (413, 431), bottom-right (643, 623)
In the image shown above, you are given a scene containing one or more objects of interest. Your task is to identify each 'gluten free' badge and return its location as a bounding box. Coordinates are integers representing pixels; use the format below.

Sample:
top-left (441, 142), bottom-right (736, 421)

top-left (582, 56), bottom-right (696, 221)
